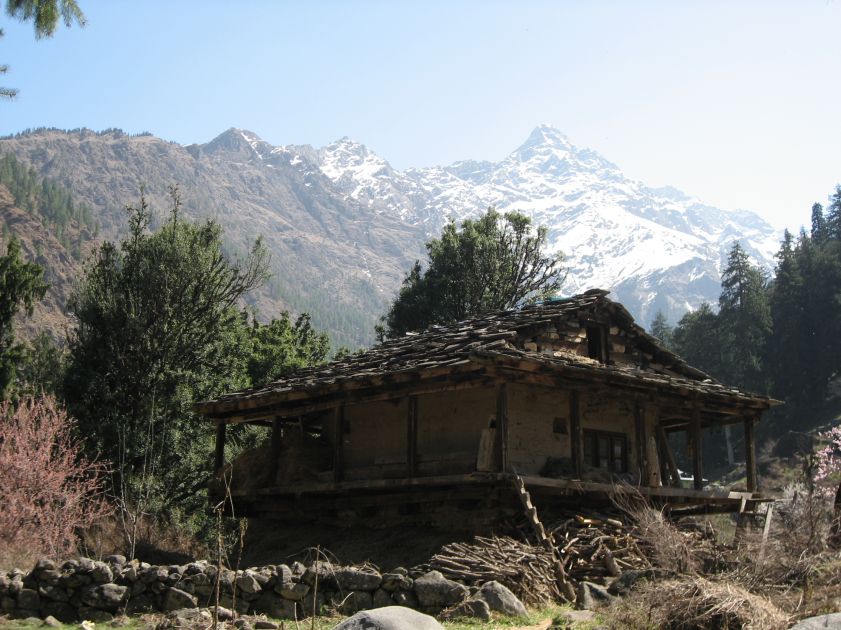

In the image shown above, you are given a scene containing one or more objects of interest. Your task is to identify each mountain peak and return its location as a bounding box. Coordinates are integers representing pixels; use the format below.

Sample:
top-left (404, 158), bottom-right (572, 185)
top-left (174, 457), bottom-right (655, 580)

top-left (202, 128), bottom-right (270, 159)
top-left (523, 124), bottom-right (572, 149)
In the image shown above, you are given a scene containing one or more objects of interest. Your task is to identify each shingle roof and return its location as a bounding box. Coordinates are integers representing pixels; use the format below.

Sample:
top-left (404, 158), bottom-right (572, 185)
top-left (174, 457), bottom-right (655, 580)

top-left (196, 289), bottom-right (775, 416)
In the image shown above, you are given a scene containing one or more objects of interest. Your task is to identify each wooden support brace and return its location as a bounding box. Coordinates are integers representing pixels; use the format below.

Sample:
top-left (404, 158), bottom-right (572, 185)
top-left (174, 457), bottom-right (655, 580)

top-left (214, 421), bottom-right (226, 474)
top-left (656, 423), bottom-right (680, 487)
top-left (634, 400), bottom-right (648, 484)
top-left (333, 405), bottom-right (345, 483)
top-left (690, 403), bottom-right (703, 491)
top-left (745, 415), bottom-right (758, 493)
top-left (570, 391), bottom-right (582, 477)
top-left (407, 395), bottom-right (418, 478)
top-left (495, 383), bottom-right (509, 472)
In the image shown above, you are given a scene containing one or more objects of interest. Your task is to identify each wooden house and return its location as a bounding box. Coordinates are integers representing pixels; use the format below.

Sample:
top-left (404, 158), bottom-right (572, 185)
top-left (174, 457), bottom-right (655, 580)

top-left (195, 289), bottom-right (777, 526)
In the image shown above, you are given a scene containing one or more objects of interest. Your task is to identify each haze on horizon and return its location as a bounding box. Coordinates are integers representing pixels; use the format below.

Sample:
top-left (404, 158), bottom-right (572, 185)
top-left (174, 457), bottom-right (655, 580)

top-left (2, 1), bottom-right (840, 232)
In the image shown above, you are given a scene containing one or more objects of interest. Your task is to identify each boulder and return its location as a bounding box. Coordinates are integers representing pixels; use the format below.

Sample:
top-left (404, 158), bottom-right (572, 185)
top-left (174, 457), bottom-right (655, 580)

top-left (445, 598), bottom-right (491, 621)
top-left (78, 606), bottom-right (114, 623)
top-left (104, 555), bottom-right (127, 567)
top-left (302, 561), bottom-right (336, 589)
top-left (373, 589), bottom-right (393, 608)
top-left (162, 587), bottom-right (198, 612)
top-left (90, 562), bottom-right (113, 585)
top-left (381, 573), bottom-right (412, 592)
top-left (391, 590), bottom-right (418, 609)
top-left (607, 568), bottom-right (664, 596)
top-left (42, 601), bottom-right (78, 623)
top-left (332, 606), bottom-right (444, 630)
top-left (251, 592), bottom-right (297, 619)
top-left (80, 583), bottom-right (128, 611)
top-left (124, 593), bottom-right (155, 615)
top-left (17, 588), bottom-right (40, 610)
top-left (236, 572), bottom-right (263, 595)
top-left (413, 571), bottom-right (467, 609)
top-left (576, 581), bottom-right (614, 610)
top-left (340, 590), bottom-right (373, 614)
top-left (276, 581), bottom-right (309, 601)
top-left (788, 613), bottom-right (841, 629)
top-left (475, 581), bottom-right (526, 617)
top-left (254, 621), bottom-right (279, 630)
top-left (335, 567), bottom-right (382, 592)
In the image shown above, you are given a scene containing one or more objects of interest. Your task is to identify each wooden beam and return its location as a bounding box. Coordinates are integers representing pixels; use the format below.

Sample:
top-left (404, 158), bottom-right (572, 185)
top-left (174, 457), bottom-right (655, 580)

top-left (634, 400), bottom-right (648, 484)
top-left (690, 402), bottom-right (703, 490)
top-left (495, 383), bottom-right (509, 472)
top-left (407, 395), bottom-right (418, 478)
top-left (214, 421), bottom-right (226, 474)
top-left (656, 423), bottom-right (680, 487)
top-left (745, 415), bottom-right (758, 492)
top-left (570, 391), bottom-right (582, 477)
top-left (333, 405), bottom-right (345, 483)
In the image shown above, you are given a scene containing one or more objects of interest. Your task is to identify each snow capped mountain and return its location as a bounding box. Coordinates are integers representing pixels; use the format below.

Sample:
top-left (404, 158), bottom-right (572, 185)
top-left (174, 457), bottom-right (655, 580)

top-left (311, 124), bottom-right (781, 326)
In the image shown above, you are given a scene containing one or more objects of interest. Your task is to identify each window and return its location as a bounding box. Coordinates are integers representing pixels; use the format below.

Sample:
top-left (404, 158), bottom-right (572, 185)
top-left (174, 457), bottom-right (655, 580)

top-left (586, 326), bottom-right (608, 363)
top-left (583, 429), bottom-right (627, 473)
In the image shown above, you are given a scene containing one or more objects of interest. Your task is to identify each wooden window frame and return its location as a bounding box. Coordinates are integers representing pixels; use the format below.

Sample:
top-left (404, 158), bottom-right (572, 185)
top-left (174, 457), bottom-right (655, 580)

top-left (583, 429), bottom-right (628, 473)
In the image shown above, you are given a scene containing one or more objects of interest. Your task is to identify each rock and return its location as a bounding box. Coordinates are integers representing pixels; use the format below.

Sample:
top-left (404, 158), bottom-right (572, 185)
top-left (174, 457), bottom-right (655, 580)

top-left (373, 588), bottom-right (393, 608)
top-left (166, 607), bottom-right (212, 627)
top-left (255, 622), bottom-right (279, 630)
top-left (1, 595), bottom-right (15, 611)
top-left (124, 593), bottom-right (155, 614)
top-left (184, 562), bottom-right (206, 576)
top-left (560, 610), bottom-right (596, 624)
top-left (37, 570), bottom-right (62, 586)
top-left (341, 590), bottom-right (373, 614)
top-left (233, 618), bottom-right (252, 630)
top-left (215, 606), bottom-right (234, 621)
top-left (302, 561), bottom-right (336, 589)
top-left (236, 572), bottom-right (262, 594)
top-left (42, 615), bottom-right (62, 627)
top-left (607, 568), bottom-right (662, 596)
top-left (300, 591), bottom-right (325, 617)
top-left (335, 567), bottom-right (382, 592)
top-left (391, 590), bottom-right (418, 609)
top-left (275, 565), bottom-right (293, 584)
top-left (276, 581), bottom-right (310, 601)
top-left (445, 598), bottom-right (491, 621)
top-left (576, 581), bottom-right (614, 610)
top-left (80, 583), bottom-right (128, 611)
top-left (79, 607), bottom-right (114, 623)
top-left (413, 571), bottom-right (467, 609)
top-left (17, 588), bottom-right (40, 610)
top-left (475, 581), bottom-right (527, 617)
top-left (332, 606), bottom-right (444, 630)
top-left (381, 573), bottom-right (412, 592)
top-left (789, 613), bottom-right (841, 629)
top-left (91, 562), bottom-right (114, 584)
top-left (38, 585), bottom-right (69, 602)
top-left (251, 592), bottom-right (297, 619)
top-left (162, 587), bottom-right (197, 612)
top-left (43, 601), bottom-right (78, 623)
top-left (104, 555), bottom-right (127, 567)
top-left (33, 559), bottom-right (57, 573)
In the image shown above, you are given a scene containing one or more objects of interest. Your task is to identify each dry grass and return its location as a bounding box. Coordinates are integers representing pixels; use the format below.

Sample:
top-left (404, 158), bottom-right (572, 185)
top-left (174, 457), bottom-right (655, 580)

top-left (603, 575), bottom-right (790, 630)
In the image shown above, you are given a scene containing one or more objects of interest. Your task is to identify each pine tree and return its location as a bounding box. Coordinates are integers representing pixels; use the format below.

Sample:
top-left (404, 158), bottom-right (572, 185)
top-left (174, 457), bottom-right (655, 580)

top-left (672, 303), bottom-right (724, 379)
top-left (826, 186), bottom-right (841, 241)
top-left (718, 241), bottom-right (771, 393)
top-left (649, 311), bottom-right (674, 349)
top-left (768, 230), bottom-right (805, 401)
top-left (811, 203), bottom-right (828, 245)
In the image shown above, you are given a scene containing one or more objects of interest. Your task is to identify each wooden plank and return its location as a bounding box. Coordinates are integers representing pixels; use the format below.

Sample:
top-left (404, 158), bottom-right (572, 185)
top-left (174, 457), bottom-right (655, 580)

top-left (333, 405), bottom-right (345, 483)
top-left (496, 383), bottom-right (509, 472)
top-left (745, 415), bottom-right (758, 492)
top-left (407, 395), bottom-right (418, 478)
top-left (570, 390), bottom-right (582, 477)
top-left (214, 421), bottom-right (226, 474)
top-left (690, 403), bottom-right (703, 490)
top-left (656, 423), bottom-right (681, 487)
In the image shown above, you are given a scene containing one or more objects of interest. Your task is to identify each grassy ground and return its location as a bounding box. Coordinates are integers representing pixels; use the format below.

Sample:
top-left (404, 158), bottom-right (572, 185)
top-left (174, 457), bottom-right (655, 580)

top-left (0, 604), bottom-right (603, 630)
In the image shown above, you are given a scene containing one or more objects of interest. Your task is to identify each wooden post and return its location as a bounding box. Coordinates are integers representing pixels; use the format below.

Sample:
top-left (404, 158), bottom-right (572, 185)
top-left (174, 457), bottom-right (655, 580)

top-left (333, 405), bottom-right (345, 483)
top-left (570, 391), bottom-right (582, 477)
top-left (407, 395), bottom-right (418, 478)
top-left (214, 421), bottom-right (226, 474)
top-left (495, 383), bottom-right (509, 472)
top-left (744, 415), bottom-right (758, 493)
top-left (690, 404), bottom-right (703, 490)
top-left (634, 400), bottom-right (648, 484)
top-left (271, 417), bottom-right (283, 461)
top-left (656, 423), bottom-right (680, 487)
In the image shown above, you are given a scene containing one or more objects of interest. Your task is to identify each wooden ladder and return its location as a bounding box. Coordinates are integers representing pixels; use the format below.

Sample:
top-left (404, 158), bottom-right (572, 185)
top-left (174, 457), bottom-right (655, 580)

top-left (511, 472), bottom-right (576, 602)
top-left (736, 498), bottom-right (775, 559)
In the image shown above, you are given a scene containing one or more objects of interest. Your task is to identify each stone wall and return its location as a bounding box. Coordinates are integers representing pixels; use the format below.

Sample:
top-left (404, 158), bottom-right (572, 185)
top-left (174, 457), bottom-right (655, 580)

top-left (0, 556), bottom-right (496, 623)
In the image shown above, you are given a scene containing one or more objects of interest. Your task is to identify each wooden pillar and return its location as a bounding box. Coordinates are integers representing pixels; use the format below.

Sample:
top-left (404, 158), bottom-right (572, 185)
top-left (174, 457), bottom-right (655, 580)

top-left (214, 421), bottom-right (226, 474)
top-left (744, 415), bottom-right (758, 493)
top-left (634, 400), bottom-right (648, 484)
top-left (570, 391), bottom-right (582, 477)
top-left (690, 404), bottom-right (703, 491)
top-left (656, 423), bottom-right (680, 487)
top-left (495, 383), bottom-right (509, 472)
top-left (333, 405), bottom-right (345, 483)
top-left (271, 417), bottom-right (283, 462)
top-left (407, 395), bottom-right (418, 478)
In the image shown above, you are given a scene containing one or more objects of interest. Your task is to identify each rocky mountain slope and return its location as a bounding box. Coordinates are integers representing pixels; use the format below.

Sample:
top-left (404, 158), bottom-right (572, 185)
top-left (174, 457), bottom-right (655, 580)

top-left (0, 126), bottom-right (779, 347)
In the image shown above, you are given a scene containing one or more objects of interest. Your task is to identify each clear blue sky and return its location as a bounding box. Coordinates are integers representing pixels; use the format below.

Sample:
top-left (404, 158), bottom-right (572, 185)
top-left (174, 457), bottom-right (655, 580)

top-left (2, 1), bottom-right (841, 231)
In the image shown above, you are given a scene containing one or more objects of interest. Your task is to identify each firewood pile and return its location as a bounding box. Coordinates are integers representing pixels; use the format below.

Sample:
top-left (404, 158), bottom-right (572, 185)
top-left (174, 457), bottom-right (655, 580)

top-left (547, 511), bottom-right (653, 584)
top-left (426, 535), bottom-right (564, 605)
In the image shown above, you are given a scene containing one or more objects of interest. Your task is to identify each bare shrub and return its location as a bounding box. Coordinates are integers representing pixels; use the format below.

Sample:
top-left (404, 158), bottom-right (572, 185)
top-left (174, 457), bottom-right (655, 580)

top-left (604, 575), bottom-right (790, 630)
top-left (611, 484), bottom-right (699, 574)
top-left (0, 395), bottom-right (110, 568)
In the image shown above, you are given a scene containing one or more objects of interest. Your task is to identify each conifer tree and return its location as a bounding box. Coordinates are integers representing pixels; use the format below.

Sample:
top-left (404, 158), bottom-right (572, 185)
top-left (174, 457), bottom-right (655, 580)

top-left (649, 310), bottom-right (674, 349)
top-left (811, 202), bottom-right (828, 245)
top-left (767, 230), bottom-right (805, 401)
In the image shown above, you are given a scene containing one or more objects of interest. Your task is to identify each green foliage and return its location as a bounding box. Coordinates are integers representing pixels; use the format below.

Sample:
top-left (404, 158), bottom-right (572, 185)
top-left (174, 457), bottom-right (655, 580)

top-left (246, 312), bottom-right (330, 387)
top-left (14, 331), bottom-right (65, 397)
top-left (5, 0), bottom-right (85, 38)
top-left (672, 303), bottom-right (724, 379)
top-left (380, 207), bottom-right (564, 339)
top-left (0, 152), bottom-right (95, 258)
top-left (63, 193), bottom-right (269, 538)
top-left (0, 236), bottom-right (47, 396)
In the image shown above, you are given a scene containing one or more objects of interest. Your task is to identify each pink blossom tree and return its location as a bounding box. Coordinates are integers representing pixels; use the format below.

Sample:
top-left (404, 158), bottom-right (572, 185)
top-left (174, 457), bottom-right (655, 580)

top-left (0, 395), bottom-right (110, 568)
top-left (814, 425), bottom-right (841, 547)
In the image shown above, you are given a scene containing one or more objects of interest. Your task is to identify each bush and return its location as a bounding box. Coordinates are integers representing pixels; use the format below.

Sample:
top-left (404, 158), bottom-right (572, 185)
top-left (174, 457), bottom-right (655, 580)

top-left (0, 395), bottom-right (110, 568)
